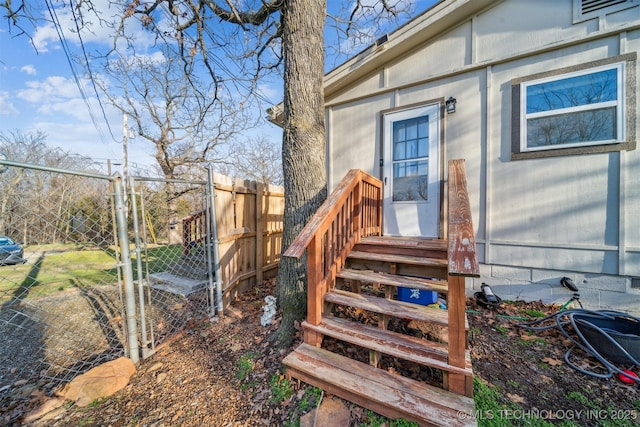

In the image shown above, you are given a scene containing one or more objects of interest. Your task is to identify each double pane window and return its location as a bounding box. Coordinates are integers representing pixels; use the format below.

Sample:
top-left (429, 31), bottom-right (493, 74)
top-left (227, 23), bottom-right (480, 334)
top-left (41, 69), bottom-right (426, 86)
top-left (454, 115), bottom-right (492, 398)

top-left (392, 116), bottom-right (429, 201)
top-left (521, 63), bottom-right (624, 152)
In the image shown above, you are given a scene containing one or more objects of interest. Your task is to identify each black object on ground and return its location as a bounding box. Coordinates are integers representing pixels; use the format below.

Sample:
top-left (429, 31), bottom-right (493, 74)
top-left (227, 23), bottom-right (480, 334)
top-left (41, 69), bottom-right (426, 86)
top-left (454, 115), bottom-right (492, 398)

top-left (518, 309), bottom-right (640, 383)
top-left (475, 283), bottom-right (502, 309)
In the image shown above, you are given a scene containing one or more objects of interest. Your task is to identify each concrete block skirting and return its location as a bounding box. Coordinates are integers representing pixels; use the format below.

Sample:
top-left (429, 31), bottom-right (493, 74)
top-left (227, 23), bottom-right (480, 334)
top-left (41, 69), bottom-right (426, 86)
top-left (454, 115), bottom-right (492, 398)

top-left (466, 265), bottom-right (640, 317)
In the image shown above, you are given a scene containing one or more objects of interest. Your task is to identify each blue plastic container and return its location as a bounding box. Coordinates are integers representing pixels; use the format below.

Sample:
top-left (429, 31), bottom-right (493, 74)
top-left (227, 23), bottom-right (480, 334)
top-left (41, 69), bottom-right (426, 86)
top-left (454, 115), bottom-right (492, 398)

top-left (397, 287), bottom-right (438, 306)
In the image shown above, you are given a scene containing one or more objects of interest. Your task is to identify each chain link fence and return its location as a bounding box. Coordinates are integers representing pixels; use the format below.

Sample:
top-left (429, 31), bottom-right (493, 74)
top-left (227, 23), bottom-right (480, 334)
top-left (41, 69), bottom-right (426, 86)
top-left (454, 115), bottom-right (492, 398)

top-left (129, 175), bottom-right (215, 357)
top-left (0, 160), bottom-right (216, 416)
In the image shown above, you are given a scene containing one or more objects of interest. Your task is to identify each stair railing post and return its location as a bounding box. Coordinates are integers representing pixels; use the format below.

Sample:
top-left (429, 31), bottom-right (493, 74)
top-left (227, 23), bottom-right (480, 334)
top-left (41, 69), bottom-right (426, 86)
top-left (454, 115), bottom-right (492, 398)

top-left (447, 274), bottom-right (469, 395)
top-left (353, 174), bottom-right (362, 240)
top-left (305, 233), bottom-right (323, 346)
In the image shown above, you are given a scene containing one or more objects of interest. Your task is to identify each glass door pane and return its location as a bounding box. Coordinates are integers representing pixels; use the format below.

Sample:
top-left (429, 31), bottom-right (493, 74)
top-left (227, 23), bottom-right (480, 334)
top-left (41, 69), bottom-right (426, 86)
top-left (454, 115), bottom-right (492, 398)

top-left (392, 116), bottom-right (429, 201)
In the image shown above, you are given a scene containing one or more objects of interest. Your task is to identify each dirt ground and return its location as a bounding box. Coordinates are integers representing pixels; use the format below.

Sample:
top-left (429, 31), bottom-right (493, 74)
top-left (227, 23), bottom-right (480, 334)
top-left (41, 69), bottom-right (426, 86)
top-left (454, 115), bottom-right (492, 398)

top-left (5, 280), bottom-right (640, 426)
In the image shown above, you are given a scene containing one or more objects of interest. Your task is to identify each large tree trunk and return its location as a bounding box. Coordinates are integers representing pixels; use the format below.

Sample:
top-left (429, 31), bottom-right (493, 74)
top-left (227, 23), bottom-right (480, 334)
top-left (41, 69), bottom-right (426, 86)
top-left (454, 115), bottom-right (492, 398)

top-left (275, 0), bottom-right (327, 347)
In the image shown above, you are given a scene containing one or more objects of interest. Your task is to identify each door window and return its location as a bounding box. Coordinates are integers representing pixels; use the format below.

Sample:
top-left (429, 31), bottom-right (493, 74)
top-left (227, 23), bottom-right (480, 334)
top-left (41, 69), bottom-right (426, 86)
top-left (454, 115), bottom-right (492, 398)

top-left (392, 116), bottom-right (430, 201)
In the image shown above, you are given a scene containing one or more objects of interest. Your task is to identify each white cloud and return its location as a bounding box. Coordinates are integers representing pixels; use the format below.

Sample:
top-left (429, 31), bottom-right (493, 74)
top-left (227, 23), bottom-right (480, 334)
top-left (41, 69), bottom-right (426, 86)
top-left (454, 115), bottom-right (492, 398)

top-left (17, 76), bottom-right (81, 104)
top-left (21, 65), bottom-right (37, 76)
top-left (31, 0), bottom-right (156, 53)
top-left (32, 22), bottom-right (60, 53)
top-left (0, 91), bottom-right (19, 116)
top-left (36, 120), bottom-right (156, 168)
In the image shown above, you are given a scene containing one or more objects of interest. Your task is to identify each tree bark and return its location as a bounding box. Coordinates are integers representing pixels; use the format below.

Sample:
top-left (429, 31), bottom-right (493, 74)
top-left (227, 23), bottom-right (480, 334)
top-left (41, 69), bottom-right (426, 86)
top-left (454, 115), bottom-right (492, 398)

top-left (275, 0), bottom-right (327, 347)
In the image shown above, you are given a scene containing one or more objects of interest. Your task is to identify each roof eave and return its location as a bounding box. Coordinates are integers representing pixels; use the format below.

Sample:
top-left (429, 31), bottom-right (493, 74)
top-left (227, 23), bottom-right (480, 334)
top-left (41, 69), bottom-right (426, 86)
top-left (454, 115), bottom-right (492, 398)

top-left (324, 0), bottom-right (496, 99)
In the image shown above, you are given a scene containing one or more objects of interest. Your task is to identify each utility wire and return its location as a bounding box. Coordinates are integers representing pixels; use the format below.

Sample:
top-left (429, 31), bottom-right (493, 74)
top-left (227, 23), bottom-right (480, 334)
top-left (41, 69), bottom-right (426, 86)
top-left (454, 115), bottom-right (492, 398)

top-left (43, 0), bottom-right (117, 144)
top-left (68, 0), bottom-right (118, 143)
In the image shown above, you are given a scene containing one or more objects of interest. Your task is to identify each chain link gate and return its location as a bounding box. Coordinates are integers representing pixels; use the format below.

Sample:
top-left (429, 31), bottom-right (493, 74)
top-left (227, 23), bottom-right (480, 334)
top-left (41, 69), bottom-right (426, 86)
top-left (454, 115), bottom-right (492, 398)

top-left (0, 158), bottom-right (220, 420)
top-left (127, 171), bottom-right (217, 358)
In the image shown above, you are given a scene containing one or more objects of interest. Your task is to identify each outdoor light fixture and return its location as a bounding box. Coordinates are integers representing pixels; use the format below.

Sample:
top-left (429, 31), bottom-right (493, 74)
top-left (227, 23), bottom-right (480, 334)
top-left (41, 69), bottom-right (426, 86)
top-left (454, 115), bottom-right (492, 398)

top-left (446, 96), bottom-right (457, 114)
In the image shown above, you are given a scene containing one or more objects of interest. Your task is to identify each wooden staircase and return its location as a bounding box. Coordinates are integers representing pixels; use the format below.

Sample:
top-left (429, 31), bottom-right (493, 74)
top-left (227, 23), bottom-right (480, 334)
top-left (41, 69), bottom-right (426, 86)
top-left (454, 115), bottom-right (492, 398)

top-left (282, 161), bottom-right (479, 426)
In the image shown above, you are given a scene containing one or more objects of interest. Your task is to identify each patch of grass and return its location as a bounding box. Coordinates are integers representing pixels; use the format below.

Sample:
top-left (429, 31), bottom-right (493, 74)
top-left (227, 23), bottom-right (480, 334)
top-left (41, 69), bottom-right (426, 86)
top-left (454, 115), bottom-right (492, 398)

top-left (358, 410), bottom-right (386, 427)
top-left (567, 391), bottom-right (599, 411)
top-left (520, 336), bottom-right (546, 347)
top-left (269, 373), bottom-right (293, 403)
top-left (494, 325), bottom-right (509, 336)
top-left (299, 387), bottom-right (322, 412)
top-left (521, 309), bottom-right (546, 318)
top-left (86, 397), bottom-right (108, 408)
top-left (0, 245), bottom-right (121, 300)
top-left (473, 378), bottom-right (566, 427)
top-left (283, 418), bottom-right (300, 427)
top-left (469, 326), bottom-right (482, 338)
top-left (236, 352), bottom-right (256, 382)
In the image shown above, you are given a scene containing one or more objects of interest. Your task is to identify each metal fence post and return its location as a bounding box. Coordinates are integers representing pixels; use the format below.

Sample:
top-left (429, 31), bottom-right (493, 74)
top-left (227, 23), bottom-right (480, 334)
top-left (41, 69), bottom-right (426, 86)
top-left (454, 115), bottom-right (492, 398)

top-left (113, 176), bottom-right (140, 363)
top-left (206, 165), bottom-right (224, 316)
top-left (129, 177), bottom-right (152, 357)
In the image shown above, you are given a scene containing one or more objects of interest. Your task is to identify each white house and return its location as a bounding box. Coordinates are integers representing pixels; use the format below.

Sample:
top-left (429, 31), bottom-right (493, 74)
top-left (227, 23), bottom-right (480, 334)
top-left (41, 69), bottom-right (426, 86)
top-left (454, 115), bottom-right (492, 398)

top-left (272, 0), bottom-right (640, 312)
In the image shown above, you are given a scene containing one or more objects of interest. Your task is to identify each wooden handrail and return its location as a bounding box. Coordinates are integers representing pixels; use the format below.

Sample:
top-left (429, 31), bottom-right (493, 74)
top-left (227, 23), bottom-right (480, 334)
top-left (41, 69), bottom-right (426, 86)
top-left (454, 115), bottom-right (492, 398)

top-left (284, 169), bottom-right (382, 259)
top-left (284, 169), bottom-right (382, 341)
top-left (447, 159), bottom-right (480, 278)
top-left (446, 159), bottom-right (479, 397)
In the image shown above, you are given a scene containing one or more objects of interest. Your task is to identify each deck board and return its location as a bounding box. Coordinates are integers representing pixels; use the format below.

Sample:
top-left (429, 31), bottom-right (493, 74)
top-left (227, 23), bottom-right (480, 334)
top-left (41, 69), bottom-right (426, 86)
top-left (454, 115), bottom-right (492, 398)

top-left (284, 344), bottom-right (476, 427)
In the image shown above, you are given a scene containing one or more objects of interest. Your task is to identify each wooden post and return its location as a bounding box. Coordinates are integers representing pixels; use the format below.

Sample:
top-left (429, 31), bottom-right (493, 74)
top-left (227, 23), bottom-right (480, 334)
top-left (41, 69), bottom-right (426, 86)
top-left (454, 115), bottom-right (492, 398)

top-left (447, 275), bottom-right (469, 395)
top-left (305, 234), bottom-right (323, 346)
top-left (256, 183), bottom-right (265, 287)
top-left (353, 178), bottom-right (362, 239)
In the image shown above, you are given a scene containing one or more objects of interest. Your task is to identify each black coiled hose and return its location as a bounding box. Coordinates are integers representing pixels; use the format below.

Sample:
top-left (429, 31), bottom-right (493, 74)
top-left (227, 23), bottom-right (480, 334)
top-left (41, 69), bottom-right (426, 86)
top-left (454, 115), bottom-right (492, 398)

top-left (517, 309), bottom-right (640, 382)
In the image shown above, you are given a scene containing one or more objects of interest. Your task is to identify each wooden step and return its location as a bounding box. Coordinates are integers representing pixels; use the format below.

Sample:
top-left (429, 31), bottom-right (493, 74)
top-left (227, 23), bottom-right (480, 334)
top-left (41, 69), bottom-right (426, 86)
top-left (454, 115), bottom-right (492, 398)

top-left (325, 289), bottom-right (463, 329)
top-left (337, 268), bottom-right (449, 294)
top-left (303, 316), bottom-right (473, 377)
top-left (348, 251), bottom-right (448, 268)
top-left (356, 236), bottom-right (448, 258)
top-left (284, 343), bottom-right (476, 427)
top-left (346, 250), bottom-right (449, 278)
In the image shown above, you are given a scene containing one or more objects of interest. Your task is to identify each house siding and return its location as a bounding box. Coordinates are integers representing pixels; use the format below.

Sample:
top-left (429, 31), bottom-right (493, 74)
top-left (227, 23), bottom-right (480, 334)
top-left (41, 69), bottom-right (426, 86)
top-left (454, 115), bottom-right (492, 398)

top-left (324, 0), bottom-right (640, 298)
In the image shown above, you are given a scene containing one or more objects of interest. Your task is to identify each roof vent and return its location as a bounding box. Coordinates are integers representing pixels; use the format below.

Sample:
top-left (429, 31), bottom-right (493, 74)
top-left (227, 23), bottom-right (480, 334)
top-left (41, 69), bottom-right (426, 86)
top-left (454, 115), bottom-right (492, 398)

top-left (375, 34), bottom-right (388, 47)
top-left (574, 0), bottom-right (637, 23)
top-left (582, 0), bottom-right (627, 14)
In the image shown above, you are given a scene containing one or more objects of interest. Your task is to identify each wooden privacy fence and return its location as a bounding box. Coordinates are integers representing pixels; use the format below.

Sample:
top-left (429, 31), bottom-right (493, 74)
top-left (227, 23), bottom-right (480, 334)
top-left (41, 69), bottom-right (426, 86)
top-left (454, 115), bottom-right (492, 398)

top-left (183, 173), bottom-right (284, 302)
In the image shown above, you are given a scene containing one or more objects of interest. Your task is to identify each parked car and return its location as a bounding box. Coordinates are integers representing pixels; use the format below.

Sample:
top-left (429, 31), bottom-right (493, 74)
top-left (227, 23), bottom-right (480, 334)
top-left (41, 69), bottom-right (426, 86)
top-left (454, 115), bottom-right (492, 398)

top-left (0, 236), bottom-right (25, 265)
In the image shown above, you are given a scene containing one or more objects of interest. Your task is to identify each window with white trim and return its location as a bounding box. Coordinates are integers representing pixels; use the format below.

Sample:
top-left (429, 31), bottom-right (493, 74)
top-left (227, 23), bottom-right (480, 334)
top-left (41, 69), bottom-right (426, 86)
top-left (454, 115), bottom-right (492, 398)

top-left (511, 54), bottom-right (636, 160)
top-left (521, 63), bottom-right (624, 152)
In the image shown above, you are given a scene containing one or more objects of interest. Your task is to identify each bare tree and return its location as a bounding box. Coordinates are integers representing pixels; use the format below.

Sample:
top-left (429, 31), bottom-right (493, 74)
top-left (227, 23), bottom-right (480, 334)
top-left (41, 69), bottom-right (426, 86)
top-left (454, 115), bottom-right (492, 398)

top-left (215, 136), bottom-right (283, 185)
top-left (0, 130), bottom-right (99, 244)
top-left (92, 47), bottom-right (251, 181)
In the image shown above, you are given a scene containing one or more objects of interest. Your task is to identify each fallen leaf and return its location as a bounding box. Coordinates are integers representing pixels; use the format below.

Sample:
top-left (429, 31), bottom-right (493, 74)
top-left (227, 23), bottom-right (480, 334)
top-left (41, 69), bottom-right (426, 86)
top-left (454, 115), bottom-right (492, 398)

top-left (540, 375), bottom-right (553, 384)
top-left (507, 393), bottom-right (525, 403)
top-left (542, 357), bottom-right (563, 366)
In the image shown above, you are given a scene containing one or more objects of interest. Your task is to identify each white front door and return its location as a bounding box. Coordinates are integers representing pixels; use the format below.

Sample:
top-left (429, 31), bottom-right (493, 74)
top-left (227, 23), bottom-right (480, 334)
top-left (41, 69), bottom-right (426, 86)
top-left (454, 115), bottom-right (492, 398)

top-left (382, 103), bottom-right (441, 237)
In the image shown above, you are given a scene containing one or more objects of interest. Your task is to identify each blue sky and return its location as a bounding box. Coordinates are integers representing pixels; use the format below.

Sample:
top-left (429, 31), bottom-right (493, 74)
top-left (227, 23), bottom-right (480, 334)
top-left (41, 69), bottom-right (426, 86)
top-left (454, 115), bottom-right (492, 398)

top-left (0, 1), bottom-right (437, 175)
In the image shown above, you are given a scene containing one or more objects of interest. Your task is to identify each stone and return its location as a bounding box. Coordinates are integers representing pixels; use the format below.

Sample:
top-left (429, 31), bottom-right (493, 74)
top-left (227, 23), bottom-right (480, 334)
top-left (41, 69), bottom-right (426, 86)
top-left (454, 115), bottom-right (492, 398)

top-left (22, 398), bottom-right (65, 423)
top-left (148, 362), bottom-right (163, 372)
top-left (300, 398), bottom-right (350, 427)
top-left (62, 357), bottom-right (135, 407)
